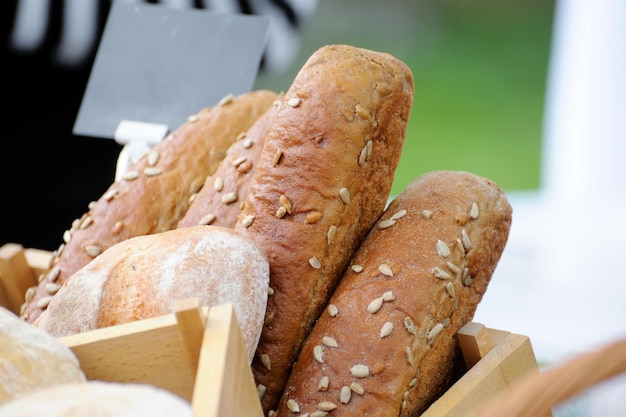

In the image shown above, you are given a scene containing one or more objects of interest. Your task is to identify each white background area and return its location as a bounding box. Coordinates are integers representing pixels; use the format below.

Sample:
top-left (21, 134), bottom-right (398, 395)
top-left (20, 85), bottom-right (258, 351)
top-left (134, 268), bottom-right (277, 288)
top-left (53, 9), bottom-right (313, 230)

top-left (473, 1), bottom-right (626, 415)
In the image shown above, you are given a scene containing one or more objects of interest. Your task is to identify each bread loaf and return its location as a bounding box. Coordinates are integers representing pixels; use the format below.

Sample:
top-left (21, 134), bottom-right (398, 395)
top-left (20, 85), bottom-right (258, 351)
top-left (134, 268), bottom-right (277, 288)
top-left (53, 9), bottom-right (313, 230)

top-left (0, 381), bottom-right (195, 417)
top-left (233, 44), bottom-right (414, 414)
top-left (275, 170), bottom-right (513, 417)
top-left (34, 225), bottom-right (270, 362)
top-left (177, 94), bottom-right (283, 229)
top-left (0, 306), bottom-right (85, 404)
top-left (20, 89), bottom-right (278, 324)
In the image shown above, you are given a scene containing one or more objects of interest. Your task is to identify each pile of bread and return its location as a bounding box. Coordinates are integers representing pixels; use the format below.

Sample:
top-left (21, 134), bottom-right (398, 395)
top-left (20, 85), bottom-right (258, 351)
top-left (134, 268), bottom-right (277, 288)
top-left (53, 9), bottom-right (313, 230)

top-left (1, 44), bottom-right (512, 416)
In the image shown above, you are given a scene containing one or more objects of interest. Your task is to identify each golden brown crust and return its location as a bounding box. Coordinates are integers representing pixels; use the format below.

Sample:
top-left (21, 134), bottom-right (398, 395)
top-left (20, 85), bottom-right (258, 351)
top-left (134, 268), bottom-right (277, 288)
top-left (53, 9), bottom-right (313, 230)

top-left (233, 44), bottom-right (414, 414)
top-left (20, 90), bottom-right (278, 323)
top-left (177, 94), bottom-right (283, 229)
top-left (275, 170), bottom-right (513, 417)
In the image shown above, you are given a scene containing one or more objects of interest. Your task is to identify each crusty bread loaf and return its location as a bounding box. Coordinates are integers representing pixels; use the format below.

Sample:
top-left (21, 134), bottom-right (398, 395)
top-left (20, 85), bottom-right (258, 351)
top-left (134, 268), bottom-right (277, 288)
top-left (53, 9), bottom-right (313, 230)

top-left (34, 226), bottom-right (270, 362)
top-left (177, 94), bottom-right (283, 229)
top-left (0, 306), bottom-right (85, 404)
top-left (275, 170), bottom-right (513, 417)
top-left (233, 44), bottom-right (414, 414)
top-left (20, 90), bottom-right (278, 324)
top-left (0, 381), bottom-right (195, 417)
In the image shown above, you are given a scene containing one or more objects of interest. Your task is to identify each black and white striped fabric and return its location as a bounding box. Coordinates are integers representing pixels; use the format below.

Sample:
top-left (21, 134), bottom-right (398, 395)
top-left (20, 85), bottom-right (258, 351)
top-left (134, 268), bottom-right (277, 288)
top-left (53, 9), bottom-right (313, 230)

top-left (9, 0), bottom-right (318, 73)
top-left (1, 0), bottom-right (318, 251)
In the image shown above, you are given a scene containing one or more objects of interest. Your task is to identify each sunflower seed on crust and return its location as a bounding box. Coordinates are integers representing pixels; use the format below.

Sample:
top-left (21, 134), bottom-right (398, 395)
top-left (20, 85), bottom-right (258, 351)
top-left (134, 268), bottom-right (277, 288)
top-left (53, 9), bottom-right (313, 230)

top-left (257, 384), bottom-right (266, 399)
top-left (122, 171), bottom-right (139, 181)
top-left (322, 336), bottom-right (338, 348)
top-left (260, 353), bottom-right (271, 370)
top-left (318, 401), bottom-right (337, 411)
top-left (309, 257), bottom-right (321, 269)
top-left (327, 304), bottom-right (338, 317)
top-left (350, 364), bottom-right (370, 378)
top-left (217, 93), bottom-right (234, 106)
top-left (469, 202), bottom-right (479, 219)
top-left (85, 245), bottom-right (102, 257)
top-left (339, 187), bottom-right (350, 204)
top-left (380, 321), bottom-right (394, 338)
top-left (367, 297), bottom-right (384, 314)
top-left (340, 386), bottom-right (352, 404)
top-left (198, 213), bottom-right (216, 226)
top-left (377, 219), bottom-right (396, 229)
top-left (141, 165), bottom-right (160, 177)
top-left (378, 263), bottom-right (393, 277)
top-left (313, 345), bottom-right (324, 363)
top-left (391, 209), bottom-right (407, 220)
top-left (36, 296), bottom-right (53, 309)
top-left (436, 240), bottom-right (451, 257)
top-left (287, 97), bottom-right (301, 107)
top-left (214, 177), bottom-right (224, 191)
top-left (221, 192), bottom-right (237, 204)
top-left (327, 225), bottom-right (337, 244)
top-left (241, 215), bottom-right (254, 228)
top-left (431, 267), bottom-right (452, 280)
top-left (318, 376), bottom-right (329, 391)
top-left (286, 399), bottom-right (300, 413)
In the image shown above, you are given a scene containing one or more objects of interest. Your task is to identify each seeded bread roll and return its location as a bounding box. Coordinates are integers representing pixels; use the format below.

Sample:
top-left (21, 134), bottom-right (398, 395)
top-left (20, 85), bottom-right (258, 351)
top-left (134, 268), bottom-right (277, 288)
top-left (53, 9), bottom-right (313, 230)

top-left (0, 381), bottom-right (196, 417)
top-left (20, 90), bottom-right (278, 324)
top-left (0, 306), bottom-right (85, 404)
top-left (34, 226), bottom-right (270, 362)
top-left (177, 94), bottom-right (283, 229)
top-left (275, 170), bottom-right (513, 417)
top-left (234, 44), bottom-right (414, 414)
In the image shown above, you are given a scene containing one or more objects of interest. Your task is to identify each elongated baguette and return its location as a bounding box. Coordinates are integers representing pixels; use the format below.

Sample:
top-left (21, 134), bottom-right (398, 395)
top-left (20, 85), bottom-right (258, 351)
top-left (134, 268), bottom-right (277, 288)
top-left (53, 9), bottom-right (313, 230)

top-left (234, 44), bottom-right (414, 414)
top-left (20, 90), bottom-right (278, 323)
top-left (177, 94), bottom-right (283, 229)
top-left (276, 170), bottom-right (513, 417)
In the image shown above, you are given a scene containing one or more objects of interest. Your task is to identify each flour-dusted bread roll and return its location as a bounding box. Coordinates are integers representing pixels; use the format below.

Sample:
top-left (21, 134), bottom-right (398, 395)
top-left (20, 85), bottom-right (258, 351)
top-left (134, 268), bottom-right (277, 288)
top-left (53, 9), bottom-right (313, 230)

top-left (0, 306), bottom-right (85, 404)
top-left (34, 226), bottom-right (270, 362)
top-left (0, 381), bottom-right (196, 417)
top-left (275, 171), bottom-right (513, 417)
top-left (234, 44), bottom-right (414, 413)
top-left (177, 94), bottom-right (284, 229)
top-left (21, 90), bottom-right (278, 324)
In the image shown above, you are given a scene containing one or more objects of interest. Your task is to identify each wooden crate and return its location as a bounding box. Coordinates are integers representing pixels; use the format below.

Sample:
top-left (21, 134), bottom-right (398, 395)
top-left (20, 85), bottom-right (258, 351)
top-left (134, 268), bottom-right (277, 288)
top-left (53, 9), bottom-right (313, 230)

top-left (0, 243), bottom-right (548, 417)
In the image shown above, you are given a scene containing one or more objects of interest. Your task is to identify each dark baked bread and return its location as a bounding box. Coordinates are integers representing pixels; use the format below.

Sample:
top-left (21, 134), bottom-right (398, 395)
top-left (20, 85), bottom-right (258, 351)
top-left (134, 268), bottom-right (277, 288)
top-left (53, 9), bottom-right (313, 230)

top-left (177, 94), bottom-right (283, 229)
top-left (275, 170), bottom-right (513, 416)
top-left (20, 90), bottom-right (278, 323)
top-left (233, 44), bottom-right (414, 414)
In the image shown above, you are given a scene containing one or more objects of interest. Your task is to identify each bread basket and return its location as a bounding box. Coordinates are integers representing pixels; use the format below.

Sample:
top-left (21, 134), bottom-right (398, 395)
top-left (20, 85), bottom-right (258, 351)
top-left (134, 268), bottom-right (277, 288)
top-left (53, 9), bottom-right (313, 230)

top-left (2, 242), bottom-right (625, 416)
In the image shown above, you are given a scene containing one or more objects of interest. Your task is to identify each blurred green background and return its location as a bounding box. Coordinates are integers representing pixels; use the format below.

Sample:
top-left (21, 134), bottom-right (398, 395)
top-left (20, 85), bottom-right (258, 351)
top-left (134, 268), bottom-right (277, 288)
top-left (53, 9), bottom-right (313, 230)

top-left (255, 0), bottom-right (556, 196)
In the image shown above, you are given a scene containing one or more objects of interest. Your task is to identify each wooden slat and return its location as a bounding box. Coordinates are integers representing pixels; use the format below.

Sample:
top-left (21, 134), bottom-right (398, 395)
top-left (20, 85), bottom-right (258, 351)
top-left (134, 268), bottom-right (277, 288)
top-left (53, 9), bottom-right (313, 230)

top-left (23, 247), bottom-right (54, 276)
top-left (422, 327), bottom-right (547, 417)
top-left (59, 308), bottom-right (203, 401)
top-left (175, 297), bottom-right (207, 384)
top-left (191, 303), bottom-right (264, 417)
top-left (0, 243), bottom-right (39, 314)
top-left (458, 322), bottom-right (496, 369)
